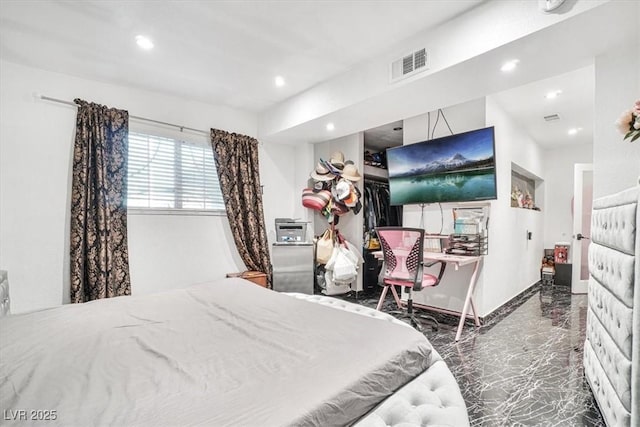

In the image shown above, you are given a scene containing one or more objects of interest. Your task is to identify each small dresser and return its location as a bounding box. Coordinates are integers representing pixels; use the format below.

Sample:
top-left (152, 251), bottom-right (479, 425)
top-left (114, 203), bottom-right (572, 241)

top-left (584, 186), bottom-right (639, 427)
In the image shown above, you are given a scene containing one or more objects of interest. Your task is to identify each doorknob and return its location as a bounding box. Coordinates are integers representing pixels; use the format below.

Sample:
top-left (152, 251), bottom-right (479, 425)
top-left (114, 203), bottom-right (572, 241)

top-left (576, 233), bottom-right (590, 241)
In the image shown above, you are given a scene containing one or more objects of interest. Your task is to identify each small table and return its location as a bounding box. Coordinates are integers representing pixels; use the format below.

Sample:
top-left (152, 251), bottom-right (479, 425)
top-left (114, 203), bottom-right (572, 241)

top-left (226, 271), bottom-right (268, 288)
top-left (372, 250), bottom-right (482, 341)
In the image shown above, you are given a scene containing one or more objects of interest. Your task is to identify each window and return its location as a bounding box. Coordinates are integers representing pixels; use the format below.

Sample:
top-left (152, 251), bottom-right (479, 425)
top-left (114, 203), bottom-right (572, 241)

top-left (127, 132), bottom-right (224, 213)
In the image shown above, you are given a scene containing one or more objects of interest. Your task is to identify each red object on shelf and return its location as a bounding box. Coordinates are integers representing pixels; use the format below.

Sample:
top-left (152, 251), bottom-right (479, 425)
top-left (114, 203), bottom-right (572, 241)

top-left (554, 245), bottom-right (569, 264)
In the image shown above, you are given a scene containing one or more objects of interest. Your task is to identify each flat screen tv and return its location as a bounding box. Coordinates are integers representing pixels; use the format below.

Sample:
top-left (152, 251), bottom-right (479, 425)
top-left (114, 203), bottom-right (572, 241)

top-left (387, 126), bottom-right (497, 205)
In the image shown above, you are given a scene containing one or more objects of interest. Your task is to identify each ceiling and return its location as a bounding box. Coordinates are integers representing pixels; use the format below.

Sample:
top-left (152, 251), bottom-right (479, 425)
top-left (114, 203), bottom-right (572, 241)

top-left (491, 65), bottom-right (594, 149)
top-left (0, 0), bottom-right (604, 150)
top-left (363, 65), bottom-right (595, 151)
top-left (0, 0), bottom-right (484, 112)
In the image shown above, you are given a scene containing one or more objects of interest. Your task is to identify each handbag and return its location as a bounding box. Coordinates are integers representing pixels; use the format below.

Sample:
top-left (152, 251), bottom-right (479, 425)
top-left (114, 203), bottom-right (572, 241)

top-left (315, 228), bottom-right (335, 264)
top-left (302, 188), bottom-right (331, 211)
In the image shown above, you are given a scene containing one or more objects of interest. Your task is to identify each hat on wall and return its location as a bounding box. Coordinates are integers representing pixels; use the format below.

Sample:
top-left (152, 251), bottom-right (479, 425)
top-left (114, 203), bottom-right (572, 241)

top-left (334, 179), bottom-right (352, 200)
top-left (302, 188), bottom-right (331, 211)
top-left (341, 163), bottom-right (361, 182)
top-left (330, 151), bottom-right (345, 169)
top-left (310, 161), bottom-right (336, 181)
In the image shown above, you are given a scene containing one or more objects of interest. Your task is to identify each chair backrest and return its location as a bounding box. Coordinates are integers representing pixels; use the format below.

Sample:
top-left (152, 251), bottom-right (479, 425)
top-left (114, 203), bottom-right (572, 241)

top-left (376, 227), bottom-right (425, 290)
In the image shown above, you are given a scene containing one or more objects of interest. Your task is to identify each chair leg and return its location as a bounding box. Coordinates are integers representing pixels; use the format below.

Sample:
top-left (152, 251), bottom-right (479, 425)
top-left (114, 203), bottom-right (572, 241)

top-left (389, 286), bottom-right (403, 309)
top-left (376, 285), bottom-right (390, 311)
top-left (405, 288), bottom-right (439, 332)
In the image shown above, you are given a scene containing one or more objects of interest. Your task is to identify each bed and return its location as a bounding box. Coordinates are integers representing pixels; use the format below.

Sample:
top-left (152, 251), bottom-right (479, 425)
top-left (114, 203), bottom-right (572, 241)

top-left (0, 278), bottom-right (468, 426)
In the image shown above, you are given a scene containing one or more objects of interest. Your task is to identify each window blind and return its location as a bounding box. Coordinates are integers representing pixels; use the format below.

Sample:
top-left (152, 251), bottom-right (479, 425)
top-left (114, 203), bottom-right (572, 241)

top-left (127, 132), bottom-right (225, 212)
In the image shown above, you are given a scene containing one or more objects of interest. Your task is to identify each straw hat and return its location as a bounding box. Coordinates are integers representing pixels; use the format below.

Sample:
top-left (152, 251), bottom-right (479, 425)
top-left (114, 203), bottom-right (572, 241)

top-left (341, 163), bottom-right (361, 182)
top-left (310, 161), bottom-right (336, 181)
top-left (330, 151), bottom-right (345, 169)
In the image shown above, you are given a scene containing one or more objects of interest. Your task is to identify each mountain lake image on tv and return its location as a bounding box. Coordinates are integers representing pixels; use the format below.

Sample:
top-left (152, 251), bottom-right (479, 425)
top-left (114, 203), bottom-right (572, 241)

top-left (387, 126), bottom-right (497, 205)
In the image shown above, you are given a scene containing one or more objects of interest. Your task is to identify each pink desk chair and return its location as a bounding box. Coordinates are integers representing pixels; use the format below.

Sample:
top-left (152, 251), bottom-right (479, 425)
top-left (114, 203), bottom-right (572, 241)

top-left (375, 227), bottom-right (446, 331)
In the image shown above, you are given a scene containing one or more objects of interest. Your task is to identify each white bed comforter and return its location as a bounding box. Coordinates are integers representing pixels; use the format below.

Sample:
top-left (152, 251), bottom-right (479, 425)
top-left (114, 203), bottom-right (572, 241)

top-left (0, 278), bottom-right (431, 426)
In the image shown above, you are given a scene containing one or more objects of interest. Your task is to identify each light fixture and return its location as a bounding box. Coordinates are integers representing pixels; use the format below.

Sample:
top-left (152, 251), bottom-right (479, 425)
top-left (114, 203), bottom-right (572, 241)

top-left (135, 35), bottom-right (154, 50)
top-left (326, 123), bottom-right (335, 131)
top-left (500, 59), bottom-right (520, 72)
top-left (274, 76), bottom-right (285, 87)
top-left (545, 90), bottom-right (562, 99)
top-left (568, 127), bottom-right (582, 135)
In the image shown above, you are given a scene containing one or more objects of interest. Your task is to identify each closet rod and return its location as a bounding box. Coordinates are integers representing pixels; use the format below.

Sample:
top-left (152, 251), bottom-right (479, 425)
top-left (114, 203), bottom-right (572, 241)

top-left (38, 94), bottom-right (210, 136)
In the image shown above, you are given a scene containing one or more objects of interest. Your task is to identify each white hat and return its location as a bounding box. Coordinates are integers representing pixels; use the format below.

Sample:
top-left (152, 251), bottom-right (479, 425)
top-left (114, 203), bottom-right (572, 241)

top-left (330, 151), bottom-right (345, 169)
top-left (341, 163), bottom-right (361, 182)
top-left (310, 161), bottom-right (336, 181)
top-left (335, 179), bottom-right (351, 200)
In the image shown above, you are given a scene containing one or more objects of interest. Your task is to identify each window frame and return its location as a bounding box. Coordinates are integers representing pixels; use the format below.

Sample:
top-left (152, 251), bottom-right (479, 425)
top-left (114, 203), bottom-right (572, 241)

top-left (126, 129), bottom-right (226, 216)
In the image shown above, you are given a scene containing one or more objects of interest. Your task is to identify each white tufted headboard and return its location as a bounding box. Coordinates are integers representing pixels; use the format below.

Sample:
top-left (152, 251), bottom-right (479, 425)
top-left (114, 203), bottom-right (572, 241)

top-left (584, 186), bottom-right (639, 427)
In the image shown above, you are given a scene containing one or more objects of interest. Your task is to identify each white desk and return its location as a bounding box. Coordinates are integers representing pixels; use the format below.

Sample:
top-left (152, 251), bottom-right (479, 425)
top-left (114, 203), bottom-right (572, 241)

top-left (372, 250), bottom-right (482, 341)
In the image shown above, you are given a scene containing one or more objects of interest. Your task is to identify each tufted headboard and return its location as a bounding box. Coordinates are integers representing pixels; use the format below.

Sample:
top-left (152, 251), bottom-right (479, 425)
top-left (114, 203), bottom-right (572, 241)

top-left (584, 186), bottom-right (639, 427)
top-left (0, 271), bottom-right (9, 317)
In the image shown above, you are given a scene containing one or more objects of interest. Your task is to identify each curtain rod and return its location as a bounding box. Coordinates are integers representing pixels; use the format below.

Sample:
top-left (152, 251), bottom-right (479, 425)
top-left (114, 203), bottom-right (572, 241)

top-left (38, 94), bottom-right (210, 136)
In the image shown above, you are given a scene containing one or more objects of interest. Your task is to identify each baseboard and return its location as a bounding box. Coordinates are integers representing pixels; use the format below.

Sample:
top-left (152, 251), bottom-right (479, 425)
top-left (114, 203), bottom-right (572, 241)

top-left (480, 281), bottom-right (542, 326)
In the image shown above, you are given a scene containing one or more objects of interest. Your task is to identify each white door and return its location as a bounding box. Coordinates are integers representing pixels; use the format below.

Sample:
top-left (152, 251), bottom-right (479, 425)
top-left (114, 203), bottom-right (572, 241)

top-left (572, 163), bottom-right (593, 294)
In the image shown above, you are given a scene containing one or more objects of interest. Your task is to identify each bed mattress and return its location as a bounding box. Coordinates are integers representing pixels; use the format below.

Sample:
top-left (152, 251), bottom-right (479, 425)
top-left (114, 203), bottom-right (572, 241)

top-left (0, 278), bottom-right (432, 426)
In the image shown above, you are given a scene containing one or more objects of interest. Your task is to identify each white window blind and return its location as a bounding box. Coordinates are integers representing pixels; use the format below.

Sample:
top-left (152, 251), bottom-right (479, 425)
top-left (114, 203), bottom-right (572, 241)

top-left (127, 132), bottom-right (225, 212)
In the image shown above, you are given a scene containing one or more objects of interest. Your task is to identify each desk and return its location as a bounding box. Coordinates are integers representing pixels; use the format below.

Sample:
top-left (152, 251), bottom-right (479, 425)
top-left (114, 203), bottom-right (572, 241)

top-left (372, 250), bottom-right (482, 341)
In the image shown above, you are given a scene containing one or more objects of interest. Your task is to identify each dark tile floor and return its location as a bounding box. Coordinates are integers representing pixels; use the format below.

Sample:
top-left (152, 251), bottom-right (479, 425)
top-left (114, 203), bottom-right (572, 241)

top-left (339, 283), bottom-right (605, 427)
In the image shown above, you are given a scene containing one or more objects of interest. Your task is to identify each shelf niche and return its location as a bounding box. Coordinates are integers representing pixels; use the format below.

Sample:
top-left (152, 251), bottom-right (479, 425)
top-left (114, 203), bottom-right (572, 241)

top-left (511, 162), bottom-right (543, 211)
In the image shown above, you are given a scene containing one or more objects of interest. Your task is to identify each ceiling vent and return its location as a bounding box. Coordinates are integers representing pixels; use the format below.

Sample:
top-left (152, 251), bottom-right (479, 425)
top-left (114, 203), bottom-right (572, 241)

top-left (544, 114), bottom-right (560, 121)
top-left (390, 48), bottom-right (428, 83)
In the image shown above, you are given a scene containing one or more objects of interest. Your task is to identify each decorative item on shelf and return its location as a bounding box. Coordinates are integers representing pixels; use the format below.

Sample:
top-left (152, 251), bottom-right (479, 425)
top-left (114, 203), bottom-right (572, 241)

top-left (554, 243), bottom-right (570, 264)
top-left (615, 99), bottom-right (640, 143)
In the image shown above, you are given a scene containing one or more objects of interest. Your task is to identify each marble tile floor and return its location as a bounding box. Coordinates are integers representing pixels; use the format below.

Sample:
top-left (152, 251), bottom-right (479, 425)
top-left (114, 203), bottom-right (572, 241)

top-left (339, 284), bottom-right (605, 426)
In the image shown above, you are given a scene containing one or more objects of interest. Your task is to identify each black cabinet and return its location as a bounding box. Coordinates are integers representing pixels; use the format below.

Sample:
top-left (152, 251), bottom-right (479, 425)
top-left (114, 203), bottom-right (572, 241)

top-left (362, 249), bottom-right (382, 294)
top-left (554, 263), bottom-right (572, 287)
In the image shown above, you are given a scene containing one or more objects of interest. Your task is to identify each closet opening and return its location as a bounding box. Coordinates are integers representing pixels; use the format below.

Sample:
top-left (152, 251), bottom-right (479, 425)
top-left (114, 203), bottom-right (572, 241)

top-left (362, 120), bottom-right (404, 294)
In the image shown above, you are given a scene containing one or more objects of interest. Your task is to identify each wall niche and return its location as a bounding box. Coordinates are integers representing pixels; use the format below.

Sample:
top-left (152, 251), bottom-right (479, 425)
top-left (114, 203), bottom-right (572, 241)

top-left (511, 162), bottom-right (543, 211)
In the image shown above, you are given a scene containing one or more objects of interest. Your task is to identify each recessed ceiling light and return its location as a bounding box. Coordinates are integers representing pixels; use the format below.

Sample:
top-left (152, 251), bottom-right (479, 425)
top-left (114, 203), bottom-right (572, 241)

top-left (500, 59), bottom-right (519, 72)
top-left (274, 76), bottom-right (285, 87)
top-left (135, 35), bottom-right (154, 50)
top-left (326, 123), bottom-right (335, 131)
top-left (568, 127), bottom-right (582, 135)
top-left (545, 90), bottom-right (562, 99)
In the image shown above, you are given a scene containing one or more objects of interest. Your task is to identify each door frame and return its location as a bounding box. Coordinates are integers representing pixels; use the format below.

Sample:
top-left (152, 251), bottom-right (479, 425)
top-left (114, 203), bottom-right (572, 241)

top-left (571, 163), bottom-right (593, 294)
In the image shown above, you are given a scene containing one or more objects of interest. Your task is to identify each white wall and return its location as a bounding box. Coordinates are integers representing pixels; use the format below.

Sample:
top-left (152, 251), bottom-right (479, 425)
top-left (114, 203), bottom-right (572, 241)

top-left (313, 133), bottom-right (364, 292)
top-left (0, 61), bottom-right (297, 313)
top-left (482, 96), bottom-right (544, 316)
top-left (393, 96), bottom-right (544, 317)
top-left (542, 143), bottom-right (593, 249)
top-left (593, 45), bottom-right (640, 198)
top-left (402, 99), bottom-right (489, 314)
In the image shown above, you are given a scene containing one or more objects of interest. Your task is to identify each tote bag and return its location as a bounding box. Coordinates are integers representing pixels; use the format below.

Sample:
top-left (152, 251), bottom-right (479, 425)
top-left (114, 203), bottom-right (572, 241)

top-left (316, 229), bottom-right (334, 264)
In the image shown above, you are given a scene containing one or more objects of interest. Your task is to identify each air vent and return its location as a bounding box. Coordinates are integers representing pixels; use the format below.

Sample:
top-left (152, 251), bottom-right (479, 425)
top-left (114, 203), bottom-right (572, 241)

top-left (544, 114), bottom-right (560, 121)
top-left (391, 48), bottom-right (428, 83)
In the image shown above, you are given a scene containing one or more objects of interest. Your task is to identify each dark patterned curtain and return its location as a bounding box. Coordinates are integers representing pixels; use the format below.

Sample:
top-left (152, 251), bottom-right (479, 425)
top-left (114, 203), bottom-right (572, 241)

top-left (70, 99), bottom-right (131, 303)
top-left (210, 129), bottom-right (273, 288)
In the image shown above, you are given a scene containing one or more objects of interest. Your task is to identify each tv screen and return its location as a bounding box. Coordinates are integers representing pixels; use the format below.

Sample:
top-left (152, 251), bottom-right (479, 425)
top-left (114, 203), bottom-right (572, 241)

top-left (387, 126), bottom-right (497, 205)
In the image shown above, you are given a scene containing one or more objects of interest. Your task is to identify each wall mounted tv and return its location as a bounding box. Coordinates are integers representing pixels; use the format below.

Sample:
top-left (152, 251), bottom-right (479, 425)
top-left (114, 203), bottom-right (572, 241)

top-left (387, 126), bottom-right (497, 205)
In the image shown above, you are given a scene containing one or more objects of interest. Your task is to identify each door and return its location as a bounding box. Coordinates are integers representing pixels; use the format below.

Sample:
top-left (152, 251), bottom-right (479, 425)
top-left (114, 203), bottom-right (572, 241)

top-left (572, 163), bottom-right (593, 294)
